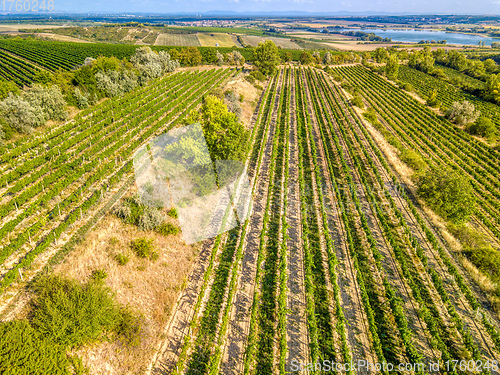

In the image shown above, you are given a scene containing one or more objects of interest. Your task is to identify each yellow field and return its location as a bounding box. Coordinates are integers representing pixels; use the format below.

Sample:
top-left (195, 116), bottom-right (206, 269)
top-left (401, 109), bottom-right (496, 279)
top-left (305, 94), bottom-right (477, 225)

top-left (154, 33), bottom-right (201, 46)
top-left (197, 32), bottom-right (235, 47)
top-left (36, 33), bottom-right (91, 43)
top-left (241, 35), bottom-right (302, 49)
top-left (0, 24), bottom-right (63, 32)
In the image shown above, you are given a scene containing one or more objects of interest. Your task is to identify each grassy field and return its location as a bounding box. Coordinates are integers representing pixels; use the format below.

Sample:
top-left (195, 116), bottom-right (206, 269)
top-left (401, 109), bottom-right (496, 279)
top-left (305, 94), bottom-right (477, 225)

top-left (0, 23), bottom-right (64, 32)
top-left (241, 35), bottom-right (302, 49)
top-left (293, 39), bottom-right (339, 50)
top-left (197, 32), bottom-right (235, 47)
top-left (154, 33), bottom-right (201, 46)
top-left (36, 33), bottom-right (92, 43)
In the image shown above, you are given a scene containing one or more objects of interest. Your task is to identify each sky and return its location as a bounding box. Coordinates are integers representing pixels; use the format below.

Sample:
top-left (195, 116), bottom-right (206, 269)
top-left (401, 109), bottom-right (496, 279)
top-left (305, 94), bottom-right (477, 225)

top-left (56, 0), bottom-right (500, 15)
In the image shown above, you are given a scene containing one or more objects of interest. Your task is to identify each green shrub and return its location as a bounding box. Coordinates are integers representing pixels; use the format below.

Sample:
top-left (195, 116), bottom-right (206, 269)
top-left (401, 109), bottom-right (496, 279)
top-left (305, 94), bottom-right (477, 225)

top-left (113, 197), bottom-right (164, 231)
top-left (131, 237), bottom-right (155, 259)
top-left (403, 83), bottom-right (414, 92)
top-left (351, 94), bottom-right (364, 109)
top-left (332, 74), bottom-right (343, 82)
top-left (448, 222), bottom-right (488, 249)
top-left (91, 268), bottom-right (108, 282)
top-left (138, 206), bottom-right (164, 231)
top-left (112, 197), bottom-right (142, 224)
top-left (449, 223), bottom-right (500, 285)
top-left (116, 307), bottom-right (142, 346)
top-left (467, 117), bottom-right (497, 140)
top-left (425, 88), bottom-right (441, 108)
top-left (2, 274), bottom-right (142, 372)
top-left (0, 118), bottom-right (13, 141)
top-left (417, 166), bottom-right (476, 224)
top-left (387, 136), bottom-right (403, 150)
top-left (245, 74), bottom-right (256, 84)
top-left (400, 149), bottom-right (427, 172)
top-left (363, 107), bottom-right (379, 124)
top-left (466, 246), bottom-right (500, 284)
top-left (157, 222), bottom-right (180, 236)
top-left (30, 275), bottom-right (121, 348)
top-left (150, 250), bottom-right (159, 262)
top-left (249, 70), bottom-right (266, 82)
top-left (112, 201), bottom-right (132, 221)
top-left (167, 208), bottom-right (178, 218)
top-left (115, 253), bottom-right (129, 266)
top-left (397, 81), bottom-right (414, 92)
top-left (0, 320), bottom-right (79, 375)
top-left (341, 81), bottom-right (354, 94)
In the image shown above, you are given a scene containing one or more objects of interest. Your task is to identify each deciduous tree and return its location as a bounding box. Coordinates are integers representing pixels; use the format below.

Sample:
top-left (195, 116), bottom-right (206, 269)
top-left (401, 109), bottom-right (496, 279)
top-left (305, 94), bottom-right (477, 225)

top-left (323, 51), bottom-right (333, 65)
top-left (199, 95), bottom-right (249, 161)
top-left (445, 100), bottom-right (480, 125)
top-left (385, 54), bottom-right (399, 80)
top-left (417, 166), bottom-right (476, 224)
top-left (467, 117), bottom-right (497, 140)
top-left (300, 51), bottom-right (313, 65)
top-left (253, 40), bottom-right (281, 76)
top-left (373, 47), bottom-right (389, 63)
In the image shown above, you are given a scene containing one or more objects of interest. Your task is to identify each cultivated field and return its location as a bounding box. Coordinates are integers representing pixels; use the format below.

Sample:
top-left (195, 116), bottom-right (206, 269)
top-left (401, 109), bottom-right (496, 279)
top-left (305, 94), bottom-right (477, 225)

top-left (149, 66), bottom-right (500, 375)
top-left (1, 29), bottom-right (499, 374)
top-left (0, 68), bottom-right (233, 317)
top-left (0, 24), bottom-right (64, 33)
top-left (0, 49), bottom-right (40, 86)
top-left (198, 32), bottom-right (235, 47)
top-left (35, 33), bottom-right (91, 43)
top-left (240, 35), bottom-right (302, 49)
top-left (154, 33), bottom-right (202, 47)
top-left (337, 65), bottom-right (500, 245)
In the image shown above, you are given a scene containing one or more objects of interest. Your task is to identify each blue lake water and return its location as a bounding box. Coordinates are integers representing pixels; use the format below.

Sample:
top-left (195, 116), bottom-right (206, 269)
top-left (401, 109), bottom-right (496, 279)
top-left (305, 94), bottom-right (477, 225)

top-left (343, 28), bottom-right (500, 46)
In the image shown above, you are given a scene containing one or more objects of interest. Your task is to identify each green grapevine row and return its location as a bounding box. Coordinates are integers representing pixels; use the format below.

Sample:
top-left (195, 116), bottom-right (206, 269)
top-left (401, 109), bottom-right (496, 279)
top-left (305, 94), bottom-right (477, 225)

top-left (0, 68), bottom-right (233, 293)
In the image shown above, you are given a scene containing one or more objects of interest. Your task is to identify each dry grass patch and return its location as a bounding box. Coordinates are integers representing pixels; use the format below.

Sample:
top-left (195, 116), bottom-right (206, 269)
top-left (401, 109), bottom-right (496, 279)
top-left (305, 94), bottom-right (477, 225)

top-left (53, 214), bottom-right (197, 375)
top-left (222, 74), bottom-right (260, 129)
top-left (35, 33), bottom-right (91, 43)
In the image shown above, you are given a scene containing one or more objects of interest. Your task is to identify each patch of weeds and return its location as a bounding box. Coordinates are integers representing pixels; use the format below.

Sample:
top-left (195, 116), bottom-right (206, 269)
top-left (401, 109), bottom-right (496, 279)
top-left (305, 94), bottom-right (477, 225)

top-left (91, 268), bottom-right (108, 282)
top-left (109, 237), bottom-right (119, 246)
top-left (156, 222), bottom-right (180, 236)
top-left (130, 238), bottom-right (155, 259)
top-left (122, 280), bottom-right (134, 289)
top-left (115, 253), bottom-right (129, 266)
top-left (150, 250), bottom-right (159, 262)
top-left (136, 264), bottom-right (147, 272)
top-left (116, 307), bottom-right (142, 347)
top-left (112, 196), bottom-right (165, 231)
top-left (167, 208), bottom-right (178, 219)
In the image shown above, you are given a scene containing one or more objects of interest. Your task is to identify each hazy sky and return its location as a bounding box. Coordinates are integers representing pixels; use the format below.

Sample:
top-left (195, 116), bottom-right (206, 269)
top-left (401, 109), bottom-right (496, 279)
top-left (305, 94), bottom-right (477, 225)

top-left (58, 0), bottom-right (500, 14)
